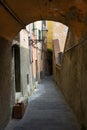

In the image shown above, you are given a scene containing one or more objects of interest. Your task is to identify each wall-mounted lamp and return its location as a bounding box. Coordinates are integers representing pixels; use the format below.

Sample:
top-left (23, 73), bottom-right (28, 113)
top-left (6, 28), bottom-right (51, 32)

top-left (28, 37), bottom-right (43, 46)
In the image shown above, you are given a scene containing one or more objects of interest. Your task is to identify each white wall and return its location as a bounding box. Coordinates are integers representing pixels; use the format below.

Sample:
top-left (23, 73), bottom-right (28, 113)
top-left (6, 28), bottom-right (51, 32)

top-left (20, 29), bottom-right (29, 96)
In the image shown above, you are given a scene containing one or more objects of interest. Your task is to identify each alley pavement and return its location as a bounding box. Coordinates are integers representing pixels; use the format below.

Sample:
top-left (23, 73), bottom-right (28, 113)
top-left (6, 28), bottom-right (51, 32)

top-left (5, 76), bottom-right (80, 130)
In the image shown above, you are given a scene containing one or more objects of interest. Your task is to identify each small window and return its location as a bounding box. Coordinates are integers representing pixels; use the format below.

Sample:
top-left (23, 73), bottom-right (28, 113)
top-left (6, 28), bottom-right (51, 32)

top-left (38, 30), bottom-right (41, 41)
top-left (27, 74), bottom-right (29, 84)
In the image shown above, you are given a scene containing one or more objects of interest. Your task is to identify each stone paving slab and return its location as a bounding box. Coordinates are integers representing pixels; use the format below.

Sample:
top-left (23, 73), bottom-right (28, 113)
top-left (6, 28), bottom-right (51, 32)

top-left (5, 76), bottom-right (80, 130)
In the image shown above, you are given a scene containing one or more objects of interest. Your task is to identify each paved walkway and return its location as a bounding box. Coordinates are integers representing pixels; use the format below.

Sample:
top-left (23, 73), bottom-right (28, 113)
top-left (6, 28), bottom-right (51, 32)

top-left (5, 76), bottom-right (80, 130)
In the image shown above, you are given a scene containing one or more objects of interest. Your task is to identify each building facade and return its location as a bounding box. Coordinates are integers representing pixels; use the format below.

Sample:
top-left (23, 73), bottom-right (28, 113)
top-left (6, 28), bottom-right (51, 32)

top-left (11, 21), bottom-right (48, 112)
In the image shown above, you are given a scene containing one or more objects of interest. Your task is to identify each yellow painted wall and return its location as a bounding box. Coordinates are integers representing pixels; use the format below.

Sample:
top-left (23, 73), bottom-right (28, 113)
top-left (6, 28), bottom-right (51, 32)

top-left (47, 21), bottom-right (53, 50)
top-left (47, 21), bottom-right (68, 52)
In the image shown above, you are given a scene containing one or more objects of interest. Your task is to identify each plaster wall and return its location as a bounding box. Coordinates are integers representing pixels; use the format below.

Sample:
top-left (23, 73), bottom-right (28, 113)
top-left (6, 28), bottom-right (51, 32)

top-left (53, 22), bottom-right (68, 52)
top-left (47, 21), bottom-right (53, 50)
top-left (20, 29), bottom-right (29, 96)
top-left (53, 29), bottom-right (87, 129)
top-left (0, 37), bottom-right (12, 129)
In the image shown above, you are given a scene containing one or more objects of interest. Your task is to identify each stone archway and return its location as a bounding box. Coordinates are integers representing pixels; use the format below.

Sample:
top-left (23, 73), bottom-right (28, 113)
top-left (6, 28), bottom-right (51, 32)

top-left (0, 0), bottom-right (87, 41)
top-left (0, 0), bottom-right (87, 129)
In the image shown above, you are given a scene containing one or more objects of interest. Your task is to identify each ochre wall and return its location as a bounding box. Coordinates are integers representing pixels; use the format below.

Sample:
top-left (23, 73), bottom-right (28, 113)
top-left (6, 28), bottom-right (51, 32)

top-left (0, 37), bottom-right (12, 129)
top-left (47, 21), bottom-right (53, 50)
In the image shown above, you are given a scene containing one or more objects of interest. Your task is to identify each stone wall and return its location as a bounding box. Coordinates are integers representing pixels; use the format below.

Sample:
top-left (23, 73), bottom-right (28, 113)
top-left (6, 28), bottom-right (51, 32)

top-left (53, 29), bottom-right (87, 129)
top-left (0, 37), bottom-right (12, 129)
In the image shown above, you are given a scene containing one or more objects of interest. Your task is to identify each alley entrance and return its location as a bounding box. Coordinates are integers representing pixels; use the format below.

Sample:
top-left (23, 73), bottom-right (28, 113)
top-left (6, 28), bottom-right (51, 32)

top-left (5, 76), bottom-right (80, 130)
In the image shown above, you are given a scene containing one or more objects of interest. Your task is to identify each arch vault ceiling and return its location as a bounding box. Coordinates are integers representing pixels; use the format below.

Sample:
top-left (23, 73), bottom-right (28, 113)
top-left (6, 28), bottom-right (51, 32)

top-left (0, 0), bottom-right (87, 41)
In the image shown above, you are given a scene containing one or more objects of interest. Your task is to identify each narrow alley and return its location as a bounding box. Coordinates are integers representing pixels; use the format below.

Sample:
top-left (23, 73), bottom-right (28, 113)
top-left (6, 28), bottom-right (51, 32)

top-left (5, 76), bottom-right (80, 130)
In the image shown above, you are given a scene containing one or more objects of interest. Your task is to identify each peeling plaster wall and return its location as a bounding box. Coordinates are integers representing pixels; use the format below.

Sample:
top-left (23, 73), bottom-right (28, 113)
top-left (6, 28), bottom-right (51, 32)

top-left (0, 37), bottom-right (12, 129)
